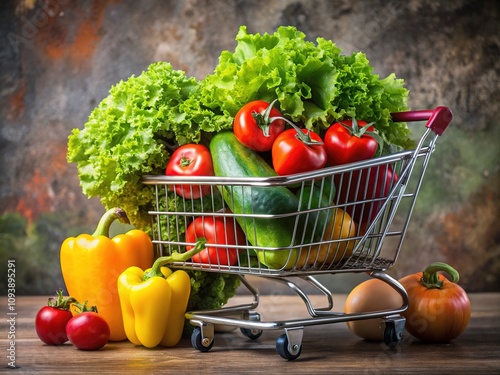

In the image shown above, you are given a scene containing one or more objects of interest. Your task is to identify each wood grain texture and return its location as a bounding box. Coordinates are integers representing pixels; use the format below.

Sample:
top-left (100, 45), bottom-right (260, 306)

top-left (1, 294), bottom-right (499, 374)
top-left (0, 0), bottom-right (499, 296)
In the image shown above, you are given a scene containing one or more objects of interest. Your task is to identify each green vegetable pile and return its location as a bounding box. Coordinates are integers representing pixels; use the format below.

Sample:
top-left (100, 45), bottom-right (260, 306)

top-left (197, 26), bottom-right (411, 145)
top-left (67, 25), bottom-right (412, 314)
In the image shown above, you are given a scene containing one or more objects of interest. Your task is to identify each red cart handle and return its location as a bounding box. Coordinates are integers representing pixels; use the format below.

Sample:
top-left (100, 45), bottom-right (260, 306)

top-left (391, 106), bottom-right (452, 136)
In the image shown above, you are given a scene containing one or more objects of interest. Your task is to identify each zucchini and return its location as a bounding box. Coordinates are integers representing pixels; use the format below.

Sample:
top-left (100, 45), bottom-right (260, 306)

top-left (210, 131), bottom-right (299, 269)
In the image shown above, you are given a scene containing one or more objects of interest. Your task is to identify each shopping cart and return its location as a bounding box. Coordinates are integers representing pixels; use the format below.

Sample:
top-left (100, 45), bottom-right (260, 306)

top-left (142, 106), bottom-right (452, 360)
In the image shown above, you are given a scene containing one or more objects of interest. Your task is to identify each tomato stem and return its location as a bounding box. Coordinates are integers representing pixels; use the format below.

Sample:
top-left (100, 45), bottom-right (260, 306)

top-left (252, 99), bottom-right (279, 137)
top-left (340, 118), bottom-right (384, 149)
top-left (92, 207), bottom-right (129, 238)
top-left (271, 115), bottom-right (324, 146)
top-left (420, 262), bottom-right (460, 289)
top-left (48, 289), bottom-right (78, 310)
top-left (72, 300), bottom-right (99, 314)
top-left (142, 238), bottom-right (207, 281)
top-left (179, 156), bottom-right (194, 168)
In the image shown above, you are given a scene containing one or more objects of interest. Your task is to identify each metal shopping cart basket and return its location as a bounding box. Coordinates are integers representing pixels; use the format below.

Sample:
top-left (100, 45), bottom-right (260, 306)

top-left (142, 106), bottom-right (452, 360)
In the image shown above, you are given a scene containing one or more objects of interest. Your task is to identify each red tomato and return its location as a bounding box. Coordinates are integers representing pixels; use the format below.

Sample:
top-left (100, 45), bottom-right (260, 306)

top-left (185, 214), bottom-right (246, 266)
top-left (35, 290), bottom-right (75, 345)
top-left (66, 312), bottom-right (110, 350)
top-left (398, 262), bottom-right (471, 343)
top-left (165, 144), bottom-right (214, 199)
top-left (272, 128), bottom-right (327, 176)
top-left (324, 118), bottom-right (380, 166)
top-left (335, 164), bottom-right (398, 225)
top-left (35, 306), bottom-right (73, 345)
top-left (233, 100), bottom-right (285, 152)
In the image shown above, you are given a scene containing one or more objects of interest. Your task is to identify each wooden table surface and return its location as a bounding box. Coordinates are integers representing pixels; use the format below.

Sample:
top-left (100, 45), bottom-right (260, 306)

top-left (1, 293), bottom-right (499, 374)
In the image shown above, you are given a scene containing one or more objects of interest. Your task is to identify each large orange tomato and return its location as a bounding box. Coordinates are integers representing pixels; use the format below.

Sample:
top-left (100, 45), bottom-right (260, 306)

top-left (398, 262), bottom-right (470, 343)
top-left (344, 278), bottom-right (403, 341)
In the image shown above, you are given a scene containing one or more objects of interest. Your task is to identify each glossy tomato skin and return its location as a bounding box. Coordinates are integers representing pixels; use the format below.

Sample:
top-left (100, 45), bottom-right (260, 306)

top-left (272, 128), bottom-right (327, 176)
top-left (233, 100), bottom-right (285, 152)
top-left (35, 306), bottom-right (73, 345)
top-left (165, 144), bottom-right (214, 199)
top-left (66, 312), bottom-right (110, 350)
top-left (185, 215), bottom-right (246, 266)
top-left (324, 119), bottom-right (378, 166)
top-left (398, 273), bottom-right (471, 343)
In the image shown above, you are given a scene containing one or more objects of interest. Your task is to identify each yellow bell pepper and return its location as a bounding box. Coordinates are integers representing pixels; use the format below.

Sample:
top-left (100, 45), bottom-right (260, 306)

top-left (60, 207), bottom-right (154, 341)
top-left (117, 239), bottom-right (206, 348)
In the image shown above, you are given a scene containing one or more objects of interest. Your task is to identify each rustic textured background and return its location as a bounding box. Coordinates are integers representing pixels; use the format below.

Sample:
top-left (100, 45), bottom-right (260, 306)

top-left (1, 0), bottom-right (498, 294)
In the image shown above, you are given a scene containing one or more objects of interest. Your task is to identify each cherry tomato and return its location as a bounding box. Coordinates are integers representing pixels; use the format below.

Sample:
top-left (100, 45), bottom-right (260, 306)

top-left (272, 128), bottom-right (327, 176)
top-left (233, 99), bottom-right (285, 152)
top-left (165, 144), bottom-right (214, 199)
top-left (36, 306), bottom-right (73, 345)
top-left (66, 311), bottom-right (110, 350)
top-left (324, 118), bottom-right (381, 166)
top-left (185, 214), bottom-right (246, 266)
top-left (35, 290), bottom-right (76, 345)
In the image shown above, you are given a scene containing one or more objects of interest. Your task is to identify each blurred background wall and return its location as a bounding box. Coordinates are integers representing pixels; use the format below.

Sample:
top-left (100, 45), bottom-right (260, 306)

top-left (1, 0), bottom-right (498, 294)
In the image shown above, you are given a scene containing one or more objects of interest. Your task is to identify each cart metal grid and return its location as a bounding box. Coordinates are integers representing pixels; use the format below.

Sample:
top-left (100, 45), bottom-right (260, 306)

top-left (142, 106), bottom-right (452, 360)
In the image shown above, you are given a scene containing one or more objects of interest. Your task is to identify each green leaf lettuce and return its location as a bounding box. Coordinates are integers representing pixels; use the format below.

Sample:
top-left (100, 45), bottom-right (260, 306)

top-left (67, 26), bottom-right (413, 316)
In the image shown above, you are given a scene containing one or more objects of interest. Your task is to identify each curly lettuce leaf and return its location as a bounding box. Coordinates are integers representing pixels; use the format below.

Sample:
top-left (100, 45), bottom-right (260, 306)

top-left (67, 26), bottom-right (413, 317)
top-left (67, 62), bottom-right (215, 230)
top-left (197, 25), bottom-right (412, 148)
top-left (67, 62), bottom-right (240, 315)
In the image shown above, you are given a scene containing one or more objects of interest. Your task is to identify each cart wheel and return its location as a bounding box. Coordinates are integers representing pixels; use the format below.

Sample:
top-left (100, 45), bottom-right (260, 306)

top-left (240, 312), bottom-right (262, 340)
top-left (383, 320), bottom-right (404, 348)
top-left (240, 327), bottom-right (263, 340)
top-left (191, 327), bottom-right (214, 352)
top-left (276, 334), bottom-right (302, 361)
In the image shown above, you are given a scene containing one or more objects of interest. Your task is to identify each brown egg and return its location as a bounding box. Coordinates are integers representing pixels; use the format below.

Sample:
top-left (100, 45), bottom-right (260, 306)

top-left (344, 278), bottom-right (403, 341)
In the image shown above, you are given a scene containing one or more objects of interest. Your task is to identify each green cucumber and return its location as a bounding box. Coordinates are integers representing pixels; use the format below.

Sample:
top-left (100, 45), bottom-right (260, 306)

top-left (296, 179), bottom-right (336, 245)
top-left (210, 131), bottom-right (299, 269)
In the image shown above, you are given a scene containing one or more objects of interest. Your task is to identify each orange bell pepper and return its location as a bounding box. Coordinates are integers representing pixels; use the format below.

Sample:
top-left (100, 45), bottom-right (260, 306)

top-left (60, 207), bottom-right (154, 341)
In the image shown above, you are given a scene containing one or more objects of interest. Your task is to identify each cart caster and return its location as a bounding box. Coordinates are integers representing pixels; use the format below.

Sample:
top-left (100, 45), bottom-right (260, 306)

top-left (276, 328), bottom-right (303, 361)
top-left (241, 327), bottom-right (263, 340)
top-left (240, 312), bottom-right (263, 340)
top-left (191, 326), bottom-right (214, 352)
top-left (383, 316), bottom-right (406, 348)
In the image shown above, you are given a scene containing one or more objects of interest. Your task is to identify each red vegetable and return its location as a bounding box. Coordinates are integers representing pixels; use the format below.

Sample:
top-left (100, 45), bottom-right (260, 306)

top-left (185, 213), bottom-right (246, 266)
top-left (66, 302), bottom-right (110, 350)
top-left (324, 118), bottom-right (382, 166)
top-left (35, 290), bottom-right (76, 345)
top-left (272, 127), bottom-right (327, 176)
top-left (398, 262), bottom-right (471, 343)
top-left (165, 144), bottom-right (214, 199)
top-left (335, 164), bottom-right (397, 226)
top-left (233, 99), bottom-right (285, 152)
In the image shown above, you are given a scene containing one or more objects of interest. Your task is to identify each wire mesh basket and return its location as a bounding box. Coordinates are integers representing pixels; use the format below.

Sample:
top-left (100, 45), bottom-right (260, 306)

top-left (142, 106), bottom-right (452, 360)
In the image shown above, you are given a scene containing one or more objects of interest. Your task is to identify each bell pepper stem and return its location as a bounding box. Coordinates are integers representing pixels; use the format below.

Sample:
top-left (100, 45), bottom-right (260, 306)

top-left (420, 262), bottom-right (460, 289)
top-left (92, 207), bottom-right (130, 237)
top-left (143, 238), bottom-right (207, 281)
